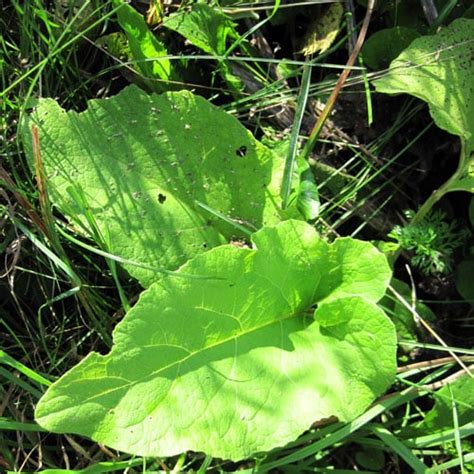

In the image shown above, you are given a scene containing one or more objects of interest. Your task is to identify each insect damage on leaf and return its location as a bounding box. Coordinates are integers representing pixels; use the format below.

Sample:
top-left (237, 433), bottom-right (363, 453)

top-left (22, 85), bottom-right (301, 287)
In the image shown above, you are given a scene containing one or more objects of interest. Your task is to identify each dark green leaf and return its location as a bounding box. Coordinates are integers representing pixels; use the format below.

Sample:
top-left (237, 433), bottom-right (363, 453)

top-left (362, 27), bottom-right (420, 69)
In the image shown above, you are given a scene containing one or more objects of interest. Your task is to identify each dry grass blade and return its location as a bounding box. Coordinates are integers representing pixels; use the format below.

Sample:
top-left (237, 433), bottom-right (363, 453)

top-left (301, 0), bottom-right (376, 161)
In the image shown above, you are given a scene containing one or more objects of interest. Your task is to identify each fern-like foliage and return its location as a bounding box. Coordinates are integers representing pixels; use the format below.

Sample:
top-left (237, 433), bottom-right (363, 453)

top-left (389, 210), bottom-right (470, 275)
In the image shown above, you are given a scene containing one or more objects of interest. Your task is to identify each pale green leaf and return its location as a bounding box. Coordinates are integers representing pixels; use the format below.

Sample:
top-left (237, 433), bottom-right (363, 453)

top-left (35, 220), bottom-right (396, 461)
top-left (374, 18), bottom-right (474, 153)
top-left (23, 86), bottom-right (292, 287)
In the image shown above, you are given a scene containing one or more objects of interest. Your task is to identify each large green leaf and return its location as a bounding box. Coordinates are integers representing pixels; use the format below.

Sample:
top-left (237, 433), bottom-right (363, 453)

top-left (23, 85), bottom-right (291, 286)
top-left (35, 220), bottom-right (397, 460)
top-left (374, 18), bottom-right (474, 153)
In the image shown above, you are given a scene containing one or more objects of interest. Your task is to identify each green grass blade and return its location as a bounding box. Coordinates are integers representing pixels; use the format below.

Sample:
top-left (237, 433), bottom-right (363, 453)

top-left (195, 200), bottom-right (254, 236)
top-left (370, 425), bottom-right (429, 473)
top-left (13, 457), bottom-right (145, 473)
top-left (404, 422), bottom-right (474, 448)
top-left (399, 342), bottom-right (474, 355)
top-left (0, 350), bottom-right (51, 386)
top-left (57, 225), bottom-right (222, 281)
top-left (281, 61), bottom-right (312, 209)
top-left (426, 452), bottom-right (474, 473)
top-left (0, 418), bottom-right (47, 432)
top-left (0, 367), bottom-right (43, 398)
top-left (449, 384), bottom-right (465, 473)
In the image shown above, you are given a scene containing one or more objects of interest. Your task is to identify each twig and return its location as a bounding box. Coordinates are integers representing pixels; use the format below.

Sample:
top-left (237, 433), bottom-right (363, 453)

top-left (397, 355), bottom-right (474, 374)
top-left (0, 165), bottom-right (49, 237)
top-left (420, 0), bottom-right (438, 26)
top-left (424, 365), bottom-right (473, 391)
top-left (301, 0), bottom-right (375, 162)
top-left (389, 277), bottom-right (473, 379)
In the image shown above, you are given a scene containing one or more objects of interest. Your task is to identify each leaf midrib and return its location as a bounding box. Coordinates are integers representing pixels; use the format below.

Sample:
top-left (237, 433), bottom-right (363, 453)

top-left (55, 304), bottom-right (313, 408)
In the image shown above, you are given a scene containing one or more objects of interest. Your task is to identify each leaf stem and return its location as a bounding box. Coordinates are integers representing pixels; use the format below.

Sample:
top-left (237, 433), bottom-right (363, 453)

top-left (392, 141), bottom-right (472, 267)
top-left (410, 142), bottom-right (469, 226)
top-left (420, 0), bottom-right (439, 26)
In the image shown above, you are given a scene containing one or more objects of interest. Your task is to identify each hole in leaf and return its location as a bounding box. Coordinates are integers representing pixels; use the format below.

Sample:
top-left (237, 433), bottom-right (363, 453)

top-left (235, 145), bottom-right (247, 157)
top-left (158, 193), bottom-right (167, 204)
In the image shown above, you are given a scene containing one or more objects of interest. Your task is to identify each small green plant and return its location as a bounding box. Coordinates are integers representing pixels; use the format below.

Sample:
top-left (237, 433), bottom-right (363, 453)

top-left (388, 209), bottom-right (470, 275)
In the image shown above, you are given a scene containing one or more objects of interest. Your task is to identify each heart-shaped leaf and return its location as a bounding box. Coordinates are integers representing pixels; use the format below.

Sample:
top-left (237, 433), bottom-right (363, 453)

top-left (374, 18), bottom-right (474, 153)
top-left (23, 86), bottom-right (294, 286)
top-left (35, 220), bottom-right (396, 460)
